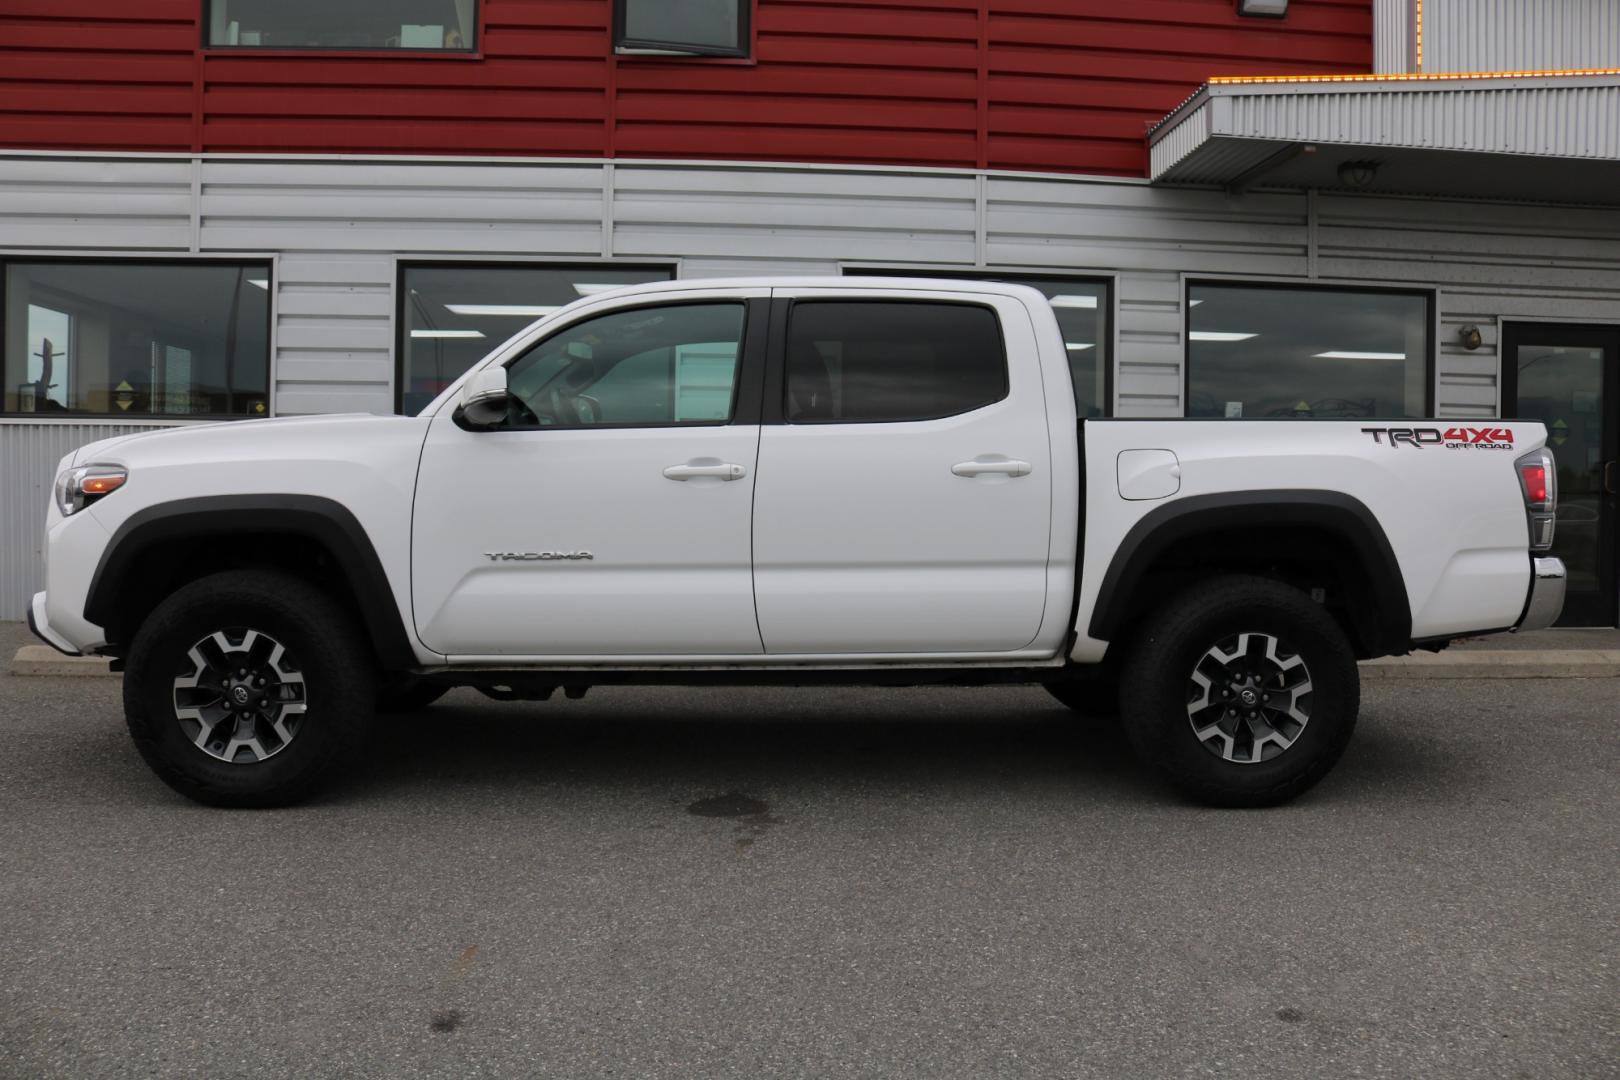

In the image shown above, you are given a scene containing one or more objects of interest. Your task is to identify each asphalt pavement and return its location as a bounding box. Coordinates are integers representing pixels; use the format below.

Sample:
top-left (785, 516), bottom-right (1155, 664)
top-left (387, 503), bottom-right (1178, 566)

top-left (1, 632), bottom-right (1616, 1078)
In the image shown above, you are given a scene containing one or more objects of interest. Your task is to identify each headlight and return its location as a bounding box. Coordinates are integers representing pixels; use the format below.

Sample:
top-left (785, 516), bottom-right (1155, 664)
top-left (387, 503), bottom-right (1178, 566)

top-left (54, 464), bottom-right (128, 517)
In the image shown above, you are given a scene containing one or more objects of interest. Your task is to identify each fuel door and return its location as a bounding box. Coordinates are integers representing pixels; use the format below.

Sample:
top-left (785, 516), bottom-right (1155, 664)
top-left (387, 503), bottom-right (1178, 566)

top-left (1117, 449), bottom-right (1181, 501)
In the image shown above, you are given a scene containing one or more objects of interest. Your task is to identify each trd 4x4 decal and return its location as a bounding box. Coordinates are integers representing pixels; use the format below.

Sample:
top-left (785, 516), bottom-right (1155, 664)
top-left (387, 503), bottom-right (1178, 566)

top-left (1362, 426), bottom-right (1516, 449)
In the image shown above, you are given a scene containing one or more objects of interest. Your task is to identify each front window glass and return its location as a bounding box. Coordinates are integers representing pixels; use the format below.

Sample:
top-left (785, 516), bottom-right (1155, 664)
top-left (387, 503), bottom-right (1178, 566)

top-left (503, 303), bottom-right (745, 428)
top-left (3, 262), bottom-right (269, 417)
top-left (400, 264), bottom-right (673, 414)
top-left (1187, 283), bottom-right (1431, 418)
top-left (206, 0), bottom-right (477, 50)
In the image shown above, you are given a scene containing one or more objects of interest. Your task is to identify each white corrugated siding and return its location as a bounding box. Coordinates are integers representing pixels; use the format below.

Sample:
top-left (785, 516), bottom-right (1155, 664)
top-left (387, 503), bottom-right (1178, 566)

top-left (1423, 0), bottom-right (1620, 74)
top-left (4, 152), bottom-right (1620, 605)
top-left (1219, 81), bottom-right (1620, 159)
top-left (0, 420), bottom-right (191, 618)
top-left (1374, 0), bottom-right (1415, 74)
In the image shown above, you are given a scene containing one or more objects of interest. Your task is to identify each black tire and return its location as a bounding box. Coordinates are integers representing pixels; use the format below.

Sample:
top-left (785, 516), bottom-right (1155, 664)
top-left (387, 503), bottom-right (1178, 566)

top-left (123, 570), bottom-right (375, 808)
top-left (376, 677), bottom-right (450, 714)
top-left (1044, 673), bottom-right (1120, 719)
top-left (1119, 574), bottom-right (1358, 807)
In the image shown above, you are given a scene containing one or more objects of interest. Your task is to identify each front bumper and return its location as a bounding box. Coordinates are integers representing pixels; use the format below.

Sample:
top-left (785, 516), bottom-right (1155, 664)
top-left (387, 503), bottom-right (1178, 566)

top-left (1513, 557), bottom-right (1567, 633)
top-left (27, 592), bottom-right (82, 656)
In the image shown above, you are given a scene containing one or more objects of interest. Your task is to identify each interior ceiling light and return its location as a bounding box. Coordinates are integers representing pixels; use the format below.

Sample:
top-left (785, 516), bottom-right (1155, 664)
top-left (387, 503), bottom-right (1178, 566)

top-left (444, 304), bottom-right (559, 316)
top-left (411, 330), bottom-right (486, 339)
top-left (248, 279), bottom-right (269, 290)
top-left (1190, 331), bottom-right (1258, 342)
top-left (1049, 295), bottom-right (1099, 308)
top-left (1236, 0), bottom-right (1288, 16)
top-left (1064, 343), bottom-right (1095, 351)
top-left (1313, 351), bottom-right (1406, 360)
top-left (573, 283), bottom-right (627, 296)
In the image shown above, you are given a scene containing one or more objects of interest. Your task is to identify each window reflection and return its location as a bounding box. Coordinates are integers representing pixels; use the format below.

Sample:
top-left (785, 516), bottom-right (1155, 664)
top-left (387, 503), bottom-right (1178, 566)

top-left (1187, 284), bottom-right (1431, 419)
top-left (4, 262), bottom-right (269, 417)
top-left (399, 264), bottom-right (674, 415)
top-left (207, 0), bottom-right (477, 50)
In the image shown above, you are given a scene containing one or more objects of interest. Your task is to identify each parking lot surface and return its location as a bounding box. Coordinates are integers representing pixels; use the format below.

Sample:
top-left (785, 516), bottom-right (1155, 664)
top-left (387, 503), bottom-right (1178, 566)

top-left (2, 630), bottom-right (1616, 1078)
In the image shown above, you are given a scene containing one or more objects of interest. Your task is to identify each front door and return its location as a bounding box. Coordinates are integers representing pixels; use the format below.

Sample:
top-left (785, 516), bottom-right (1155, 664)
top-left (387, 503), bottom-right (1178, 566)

top-left (751, 290), bottom-right (1056, 654)
top-left (1502, 323), bottom-right (1620, 627)
top-left (413, 293), bottom-right (769, 657)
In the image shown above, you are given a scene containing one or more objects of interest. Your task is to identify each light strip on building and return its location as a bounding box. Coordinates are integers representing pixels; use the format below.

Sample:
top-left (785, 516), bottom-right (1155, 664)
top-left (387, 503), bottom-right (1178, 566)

top-left (1207, 67), bottom-right (1620, 86)
top-left (1313, 350), bottom-right (1406, 360)
top-left (1049, 295), bottom-right (1098, 308)
top-left (411, 330), bottom-right (486, 339)
top-left (1189, 331), bottom-right (1258, 342)
top-left (444, 304), bottom-right (559, 316)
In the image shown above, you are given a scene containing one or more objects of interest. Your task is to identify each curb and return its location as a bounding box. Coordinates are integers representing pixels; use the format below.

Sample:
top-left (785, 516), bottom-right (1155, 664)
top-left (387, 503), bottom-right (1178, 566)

top-left (10, 646), bottom-right (113, 677)
top-left (1359, 650), bottom-right (1620, 679)
top-left (11, 645), bottom-right (1620, 680)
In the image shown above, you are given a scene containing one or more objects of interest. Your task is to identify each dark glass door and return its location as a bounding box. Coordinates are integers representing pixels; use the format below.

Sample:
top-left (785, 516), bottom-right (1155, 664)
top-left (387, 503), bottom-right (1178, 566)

top-left (1502, 324), bottom-right (1620, 627)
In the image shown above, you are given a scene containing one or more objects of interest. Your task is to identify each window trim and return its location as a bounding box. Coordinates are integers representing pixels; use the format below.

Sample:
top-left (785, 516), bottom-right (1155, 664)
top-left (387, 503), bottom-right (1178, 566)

top-left (1182, 277), bottom-right (1438, 420)
top-left (612, 0), bottom-right (752, 59)
top-left (201, 0), bottom-right (483, 56)
top-left (841, 265), bottom-right (1116, 417)
top-left (487, 297), bottom-right (762, 432)
top-left (770, 298), bottom-right (1011, 426)
top-left (0, 254), bottom-right (275, 421)
top-left (394, 259), bottom-right (678, 415)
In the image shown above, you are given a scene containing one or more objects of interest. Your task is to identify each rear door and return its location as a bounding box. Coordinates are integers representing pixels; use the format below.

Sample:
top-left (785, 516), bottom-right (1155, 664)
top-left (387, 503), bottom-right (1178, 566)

top-left (751, 287), bottom-right (1056, 655)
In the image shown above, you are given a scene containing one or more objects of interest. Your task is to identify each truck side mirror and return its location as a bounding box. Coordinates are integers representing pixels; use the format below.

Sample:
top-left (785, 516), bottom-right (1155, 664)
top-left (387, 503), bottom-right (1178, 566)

top-left (456, 365), bottom-right (510, 429)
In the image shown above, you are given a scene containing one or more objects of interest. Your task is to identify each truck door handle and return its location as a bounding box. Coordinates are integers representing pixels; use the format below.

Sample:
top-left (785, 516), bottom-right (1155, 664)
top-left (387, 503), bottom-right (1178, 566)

top-left (952, 458), bottom-right (1032, 478)
top-left (663, 462), bottom-right (747, 481)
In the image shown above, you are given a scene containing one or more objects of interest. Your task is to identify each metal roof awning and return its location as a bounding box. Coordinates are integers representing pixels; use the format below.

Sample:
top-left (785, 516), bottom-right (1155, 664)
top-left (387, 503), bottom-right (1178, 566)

top-left (1149, 71), bottom-right (1620, 205)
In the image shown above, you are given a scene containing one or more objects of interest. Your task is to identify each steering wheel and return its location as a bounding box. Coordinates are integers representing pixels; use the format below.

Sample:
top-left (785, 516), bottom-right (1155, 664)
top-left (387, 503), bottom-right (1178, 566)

top-left (573, 394), bottom-right (602, 425)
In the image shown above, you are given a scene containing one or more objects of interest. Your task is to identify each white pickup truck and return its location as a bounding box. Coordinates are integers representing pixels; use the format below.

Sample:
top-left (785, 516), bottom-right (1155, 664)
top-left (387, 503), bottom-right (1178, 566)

top-left (30, 278), bottom-right (1565, 808)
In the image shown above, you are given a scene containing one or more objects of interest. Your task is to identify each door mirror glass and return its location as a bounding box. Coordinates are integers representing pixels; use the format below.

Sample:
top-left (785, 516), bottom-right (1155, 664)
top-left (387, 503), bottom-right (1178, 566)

top-left (457, 365), bottom-right (510, 429)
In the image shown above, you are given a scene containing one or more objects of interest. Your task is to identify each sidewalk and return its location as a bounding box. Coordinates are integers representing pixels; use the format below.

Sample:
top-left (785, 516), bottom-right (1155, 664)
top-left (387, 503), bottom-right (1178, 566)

top-left (8, 621), bottom-right (1620, 679)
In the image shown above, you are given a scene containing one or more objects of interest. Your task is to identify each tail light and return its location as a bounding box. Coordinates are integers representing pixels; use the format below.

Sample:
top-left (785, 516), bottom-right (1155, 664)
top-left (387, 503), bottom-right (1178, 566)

top-left (1515, 447), bottom-right (1557, 552)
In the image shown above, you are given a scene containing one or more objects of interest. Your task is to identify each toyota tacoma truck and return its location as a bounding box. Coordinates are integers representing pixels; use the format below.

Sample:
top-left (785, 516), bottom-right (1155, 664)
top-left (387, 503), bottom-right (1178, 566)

top-left (29, 278), bottom-right (1566, 808)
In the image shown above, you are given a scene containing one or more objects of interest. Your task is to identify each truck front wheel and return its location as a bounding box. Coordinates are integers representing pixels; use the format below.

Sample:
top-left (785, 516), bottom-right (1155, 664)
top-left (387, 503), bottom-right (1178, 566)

top-left (1120, 575), bottom-right (1359, 807)
top-left (123, 570), bottom-right (375, 807)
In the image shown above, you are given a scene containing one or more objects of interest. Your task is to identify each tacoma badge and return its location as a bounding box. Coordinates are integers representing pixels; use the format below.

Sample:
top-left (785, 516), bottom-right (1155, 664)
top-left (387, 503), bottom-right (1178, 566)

top-left (483, 551), bottom-right (594, 561)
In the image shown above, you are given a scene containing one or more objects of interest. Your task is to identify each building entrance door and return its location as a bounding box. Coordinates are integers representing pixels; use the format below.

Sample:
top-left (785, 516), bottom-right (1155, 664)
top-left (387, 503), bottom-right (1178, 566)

top-left (1502, 324), bottom-right (1620, 627)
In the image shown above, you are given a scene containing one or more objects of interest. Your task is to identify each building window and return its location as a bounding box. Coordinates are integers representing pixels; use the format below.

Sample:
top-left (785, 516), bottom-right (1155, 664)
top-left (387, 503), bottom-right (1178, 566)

top-left (206, 0), bottom-right (477, 51)
top-left (614, 0), bottom-right (749, 57)
top-left (784, 302), bottom-right (1008, 424)
top-left (843, 268), bottom-right (1112, 417)
top-left (398, 263), bottom-right (675, 415)
top-left (1186, 282), bottom-right (1432, 418)
top-left (2, 261), bottom-right (270, 418)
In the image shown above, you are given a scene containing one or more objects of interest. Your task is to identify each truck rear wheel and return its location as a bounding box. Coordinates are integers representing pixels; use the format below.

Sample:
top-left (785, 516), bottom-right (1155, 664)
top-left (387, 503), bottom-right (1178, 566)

top-left (1120, 575), bottom-right (1359, 807)
top-left (123, 570), bottom-right (374, 807)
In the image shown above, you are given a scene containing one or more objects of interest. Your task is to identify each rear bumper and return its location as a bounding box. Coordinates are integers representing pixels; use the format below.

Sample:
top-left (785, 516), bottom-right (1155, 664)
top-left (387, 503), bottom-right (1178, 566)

top-left (1512, 557), bottom-right (1567, 633)
top-left (27, 592), bottom-right (82, 657)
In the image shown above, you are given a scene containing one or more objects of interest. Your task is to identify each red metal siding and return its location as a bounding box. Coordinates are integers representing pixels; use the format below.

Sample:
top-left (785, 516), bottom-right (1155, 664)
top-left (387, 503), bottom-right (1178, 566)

top-left (0, 0), bottom-right (1371, 176)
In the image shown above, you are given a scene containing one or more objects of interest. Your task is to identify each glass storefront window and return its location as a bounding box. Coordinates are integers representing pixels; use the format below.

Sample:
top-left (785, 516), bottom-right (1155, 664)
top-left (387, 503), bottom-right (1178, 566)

top-left (206, 0), bottom-right (477, 51)
top-left (398, 263), bottom-right (675, 415)
top-left (3, 261), bottom-right (270, 418)
top-left (1187, 283), bottom-right (1432, 419)
top-left (841, 269), bottom-right (1112, 417)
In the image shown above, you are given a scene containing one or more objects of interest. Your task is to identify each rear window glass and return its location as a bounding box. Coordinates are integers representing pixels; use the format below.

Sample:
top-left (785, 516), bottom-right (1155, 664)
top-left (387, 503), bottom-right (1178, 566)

top-left (784, 302), bottom-right (1008, 423)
